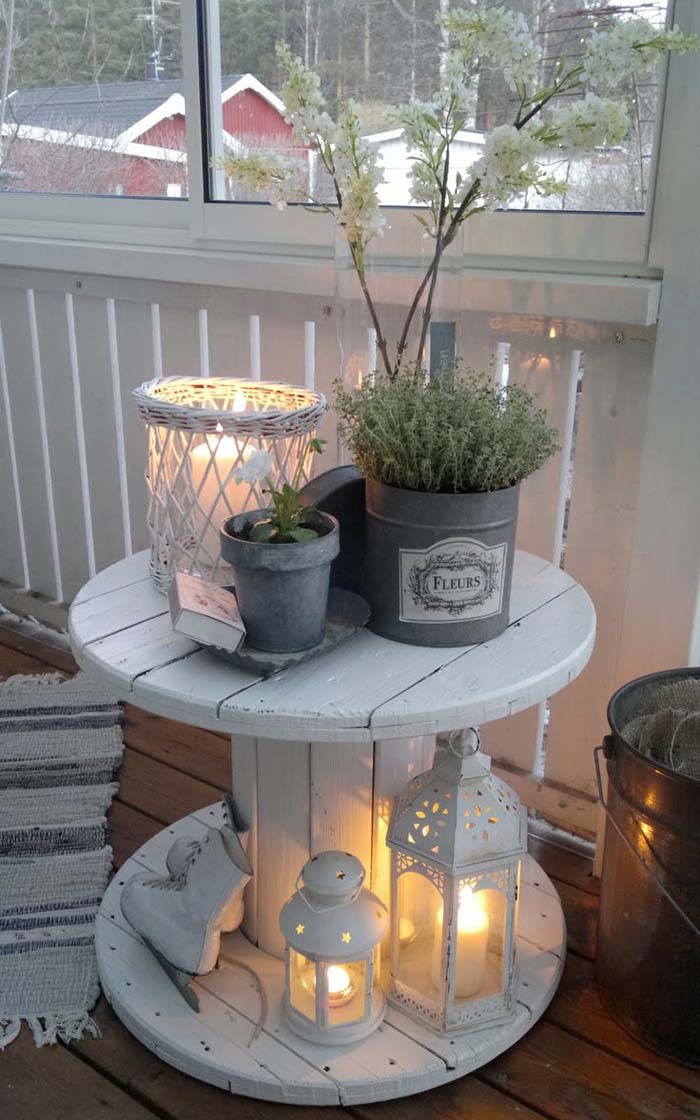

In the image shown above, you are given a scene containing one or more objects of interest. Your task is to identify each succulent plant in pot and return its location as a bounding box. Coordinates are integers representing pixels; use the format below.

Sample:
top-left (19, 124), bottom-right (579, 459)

top-left (335, 366), bottom-right (559, 646)
top-left (220, 439), bottom-right (339, 653)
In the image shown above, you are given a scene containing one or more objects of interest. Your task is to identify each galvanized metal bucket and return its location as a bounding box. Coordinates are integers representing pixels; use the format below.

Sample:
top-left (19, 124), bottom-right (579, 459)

top-left (364, 480), bottom-right (520, 647)
top-left (596, 668), bottom-right (700, 1068)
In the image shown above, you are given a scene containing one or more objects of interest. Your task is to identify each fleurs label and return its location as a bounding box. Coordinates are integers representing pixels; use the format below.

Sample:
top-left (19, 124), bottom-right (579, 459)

top-left (400, 537), bottom-right (507, 623)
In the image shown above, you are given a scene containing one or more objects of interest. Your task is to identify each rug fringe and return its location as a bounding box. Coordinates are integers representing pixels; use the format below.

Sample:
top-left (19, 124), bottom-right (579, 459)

top-left (0, 1017), bottom-right (22, 1050)
top-left (24, 1011), bottom-right (102, 1047)
top-left (1, 672), bottom-right (67, 689)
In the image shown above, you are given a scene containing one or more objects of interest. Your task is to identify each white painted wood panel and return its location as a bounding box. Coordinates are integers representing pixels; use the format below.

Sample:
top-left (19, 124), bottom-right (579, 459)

top-left (0, 319), bottom-right (28, 588)
top-left (371, 736), bottom-right (435, 915)
top-left (310, 741), bottom-right (373, 871)
top-left (231, 736), bottom-right (260, 946)
top-left (0, 285), bottom-right (55, 597)
top-left (72, 294), bottom-right (130, 576)
top-left (545, 332), bottom-right (654, 798)
top-left (480, 335), bottom-right (580, 775)
top-left (253, 738), bottom-right (310, 959)
top-left (370, 583), bottom-right (594, 739)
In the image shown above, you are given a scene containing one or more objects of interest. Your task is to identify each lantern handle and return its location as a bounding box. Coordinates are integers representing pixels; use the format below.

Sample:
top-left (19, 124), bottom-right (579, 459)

top-left (440, 726), bottom-right (481, 758)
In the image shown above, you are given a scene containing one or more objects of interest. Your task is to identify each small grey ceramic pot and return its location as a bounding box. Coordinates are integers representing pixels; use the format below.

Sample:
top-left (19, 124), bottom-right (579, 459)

top-left (365, 479), bottom-right (520, 647)
top-left (220, 511), bottom-right (340, 653)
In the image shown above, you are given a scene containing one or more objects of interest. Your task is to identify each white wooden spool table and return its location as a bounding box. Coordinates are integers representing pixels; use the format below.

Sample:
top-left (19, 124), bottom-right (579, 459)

top-left (70, 549), bottom-right (595, 1105)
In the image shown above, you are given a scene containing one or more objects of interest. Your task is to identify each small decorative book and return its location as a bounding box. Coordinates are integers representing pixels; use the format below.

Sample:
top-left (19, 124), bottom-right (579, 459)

top-left (169, 572), bottom-right (246, 653)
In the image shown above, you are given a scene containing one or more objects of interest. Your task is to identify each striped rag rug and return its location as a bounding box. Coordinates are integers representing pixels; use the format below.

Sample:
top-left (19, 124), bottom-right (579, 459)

top-left (0, 671), bottom-right (123, 1049)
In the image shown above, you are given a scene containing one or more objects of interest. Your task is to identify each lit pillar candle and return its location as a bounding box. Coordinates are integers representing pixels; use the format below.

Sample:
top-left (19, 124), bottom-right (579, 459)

top-left (190, 432), bottom-right (254, 560)
top-left (399, 916), bottom-right (416, 946)
top-left (189, 393), bottom-right (254, 563)
top-left (430, 886), bottom-right (489, 998)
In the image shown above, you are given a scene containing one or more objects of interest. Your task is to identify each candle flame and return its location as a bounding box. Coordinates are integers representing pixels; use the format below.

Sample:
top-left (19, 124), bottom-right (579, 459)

top-left (327, 964), bottom-right (353, 997)
top-left (548, 326), bottom-right (557, 340)
top-left (233, 389), bottom-right (247, 411)
top-left (457, 885), bottom-right (488, 935)
top-left (215, 422), bottom-right (223, 434)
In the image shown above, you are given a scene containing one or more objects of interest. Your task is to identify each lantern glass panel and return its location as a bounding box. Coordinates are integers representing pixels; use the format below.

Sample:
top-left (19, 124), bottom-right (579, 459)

top-left (447, 877), bottom-right (508, 1010)
top-left (289, 948), bottom-right (317, 1023)
top-left (325, 959), bottom-right (368, 1027)
top-left (395, 870), bottom-right (444, 1006)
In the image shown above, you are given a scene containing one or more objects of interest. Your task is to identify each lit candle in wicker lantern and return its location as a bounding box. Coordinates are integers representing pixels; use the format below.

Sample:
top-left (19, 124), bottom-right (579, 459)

top-left (133, 377), bottom-right (326, 590)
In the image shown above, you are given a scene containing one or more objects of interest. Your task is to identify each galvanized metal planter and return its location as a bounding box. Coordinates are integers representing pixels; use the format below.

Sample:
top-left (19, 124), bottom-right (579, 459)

top-left (365, 479), bottom-right (520, 647)
top-left (220, 511), bottom-right (339, 654)
top-left (596, 668), bottom-right (700, 1068)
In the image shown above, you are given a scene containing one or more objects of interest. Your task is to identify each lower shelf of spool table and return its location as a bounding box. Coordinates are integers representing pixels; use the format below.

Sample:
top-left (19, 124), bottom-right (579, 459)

top-left (97, 806), bottom-right (566, 1106)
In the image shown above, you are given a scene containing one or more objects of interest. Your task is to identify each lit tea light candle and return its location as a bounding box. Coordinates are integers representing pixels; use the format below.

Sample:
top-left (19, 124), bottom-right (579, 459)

top-left (430, 885), bottom-right (489, 998)
top-left (302, 964), bottom-right (355, 1007)
top-left (326, 965), bottom-right (355, 1007)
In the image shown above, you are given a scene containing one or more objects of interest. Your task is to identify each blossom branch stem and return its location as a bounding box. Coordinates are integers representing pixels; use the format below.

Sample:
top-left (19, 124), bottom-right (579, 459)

top-left (415, 139), bottom-right (451, 368)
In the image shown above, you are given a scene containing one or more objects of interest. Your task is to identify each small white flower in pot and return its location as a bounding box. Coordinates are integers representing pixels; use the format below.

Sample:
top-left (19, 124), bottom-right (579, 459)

top-left (221, 438), bottom-right (340, 654)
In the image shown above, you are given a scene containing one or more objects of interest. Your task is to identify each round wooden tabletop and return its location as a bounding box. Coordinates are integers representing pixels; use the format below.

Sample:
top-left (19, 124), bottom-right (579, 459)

top-left (69, 550), bottom-right (595, 744)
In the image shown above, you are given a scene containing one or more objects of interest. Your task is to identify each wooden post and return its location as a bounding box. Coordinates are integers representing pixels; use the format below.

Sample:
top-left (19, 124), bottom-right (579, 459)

top-left (232, 734), bottom-right (434, 959)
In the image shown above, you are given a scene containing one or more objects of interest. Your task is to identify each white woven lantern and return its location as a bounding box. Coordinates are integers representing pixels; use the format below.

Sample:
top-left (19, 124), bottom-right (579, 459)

top-left (133, 376), bottom-right (326, 590)
top-left (387, 728), bottom-right (526, 1035)
top-left (279, 851), bottom-right (388, 1045)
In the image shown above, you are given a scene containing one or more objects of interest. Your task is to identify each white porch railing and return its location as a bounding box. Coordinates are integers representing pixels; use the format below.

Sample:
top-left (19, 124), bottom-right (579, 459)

top-left (0, 264), bottom-right (663, 838)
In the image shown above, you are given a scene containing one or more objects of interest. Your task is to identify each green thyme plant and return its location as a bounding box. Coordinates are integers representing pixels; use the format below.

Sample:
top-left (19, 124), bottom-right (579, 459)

top-left (335, 367), bottom-right (559, 494)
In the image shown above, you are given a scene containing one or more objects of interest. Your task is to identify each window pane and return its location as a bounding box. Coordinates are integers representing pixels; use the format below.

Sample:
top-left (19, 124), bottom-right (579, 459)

top-left (0, 1), bottom-right (186, 198)
top-left (205, 0), bottom-right (668, 213)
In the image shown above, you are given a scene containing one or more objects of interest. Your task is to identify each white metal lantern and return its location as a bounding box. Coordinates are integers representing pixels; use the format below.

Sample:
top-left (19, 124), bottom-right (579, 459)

top-left (133, 376), bottom-right (326, 591)
top-left (387, 728), bottom-right (526, 1035)
top-left (279, 851), bottom-right (388, 1045)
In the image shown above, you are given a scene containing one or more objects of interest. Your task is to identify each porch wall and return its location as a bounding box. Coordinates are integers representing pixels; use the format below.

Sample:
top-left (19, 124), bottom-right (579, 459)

top-left (0, 262), bottom-right (674, 838)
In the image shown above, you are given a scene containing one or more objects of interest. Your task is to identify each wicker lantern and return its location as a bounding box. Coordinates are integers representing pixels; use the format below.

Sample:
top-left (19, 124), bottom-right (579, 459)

top-left (279, 851), bottom-right (388, 1045)
top-left (387, 728), bottom-right (526, 1035)
top-left (133, 377), bottom-right (326, 591)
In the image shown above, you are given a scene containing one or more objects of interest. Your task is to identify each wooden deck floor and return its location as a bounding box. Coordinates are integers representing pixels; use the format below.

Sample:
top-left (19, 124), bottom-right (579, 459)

top-left (0, 618), bottom-right (698, 1120)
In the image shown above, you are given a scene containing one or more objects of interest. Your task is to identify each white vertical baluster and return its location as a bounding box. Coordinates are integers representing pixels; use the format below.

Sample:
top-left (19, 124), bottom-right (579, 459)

top-left (26, 290), bottom-right (63, 601)
top-left (367, 327), bottom-right (377, 387)
top-left (65, 293), bottom-right (96, 579)
top-left (551, 349), bottom-right (582, 566)
top-left (198, 308), bottom-right (210, 377)
top-left (249, 314), bottom-right (261, 380)
top-left (304, 321), bottom-right (315, 390)
top-left (495, 340), bottom-right (510, 387)
top-left (150, 302), bottom-right (163, 378)
top-left (0, 320), bottom-right (30, 590)
top-left (106, 298), bottom-right (133, 557)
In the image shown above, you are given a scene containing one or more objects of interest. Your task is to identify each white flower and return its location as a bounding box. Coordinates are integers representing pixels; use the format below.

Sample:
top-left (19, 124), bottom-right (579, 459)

top-left (234, 450), bottom-right (274, 485)
top-left (547, 96), bottom-right (630, 150)
top-left (473, 124), bottom-right (562, 209)
top-left (222, 151), bottom-right (305, 206)
top-left (444, 8), bottom-right (539, 93)
top-left (583, 19), bottom-right (700, 93)
top-left (277, 42), bottom-right (334, 146)
top-left (334, 102), bottom-right (385, 247)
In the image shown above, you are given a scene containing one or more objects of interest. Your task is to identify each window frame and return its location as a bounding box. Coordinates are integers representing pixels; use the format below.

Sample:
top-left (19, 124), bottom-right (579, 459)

top-left (0, 0), bottom-right (687, 295)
